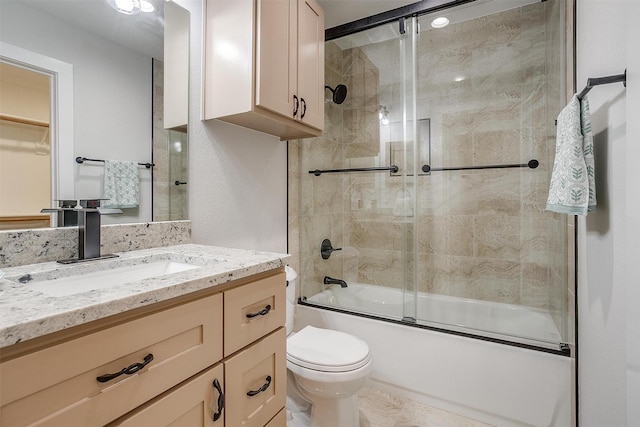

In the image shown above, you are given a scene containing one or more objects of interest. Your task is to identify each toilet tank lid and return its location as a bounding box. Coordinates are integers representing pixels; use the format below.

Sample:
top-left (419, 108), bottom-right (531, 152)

top-left (287, 326), bottom-right (370, 369)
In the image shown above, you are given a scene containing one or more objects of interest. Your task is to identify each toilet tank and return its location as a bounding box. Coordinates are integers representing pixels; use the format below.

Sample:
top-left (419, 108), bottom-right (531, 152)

top-left (285, 266), bottom-right (297, 335)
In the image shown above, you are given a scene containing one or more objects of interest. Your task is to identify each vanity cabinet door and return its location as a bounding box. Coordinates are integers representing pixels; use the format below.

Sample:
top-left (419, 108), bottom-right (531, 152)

top-left (224, 271), bottom-right (285, 356)
top-left (0, 293), bottom-right (223, 427)
top-left (109, 363), bottom-right (225, 427)
top-left (224, 328), bottom-right (286, 427)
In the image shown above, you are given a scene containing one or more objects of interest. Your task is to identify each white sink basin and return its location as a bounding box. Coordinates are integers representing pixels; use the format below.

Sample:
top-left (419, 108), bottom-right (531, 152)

top-left (23, 260), bottom-right (201, 297)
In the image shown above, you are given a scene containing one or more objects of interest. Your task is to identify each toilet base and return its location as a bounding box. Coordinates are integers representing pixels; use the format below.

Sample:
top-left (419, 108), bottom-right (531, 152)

top-left (308, 395), bottom-right (360, 427)
top-left (287, 400), bottom-right (368, 427)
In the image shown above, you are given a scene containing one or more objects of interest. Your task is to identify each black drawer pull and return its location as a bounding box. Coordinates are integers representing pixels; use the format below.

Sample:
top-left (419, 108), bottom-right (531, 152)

top-left (246, 375), bottom-right (272, 397)
top-left (246, 304), bottom-right (271, 319)
top-left (212, 378), bottom-right (225, 422)
top-left (96, 353), bottom-right (154, 383)
top-left (293, 95), bottom-right (299, 117)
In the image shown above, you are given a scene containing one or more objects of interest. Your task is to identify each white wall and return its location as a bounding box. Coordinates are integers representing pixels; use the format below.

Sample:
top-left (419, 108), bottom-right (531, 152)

top-left (0, 2), bottom-right (152, 224)
top-left (177, 0), bottom-right (288, 253)
top-left (577, 2), bottom-right (640, 426)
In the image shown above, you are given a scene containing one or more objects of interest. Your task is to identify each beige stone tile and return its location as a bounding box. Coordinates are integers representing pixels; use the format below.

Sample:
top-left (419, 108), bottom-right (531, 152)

top-left (473, 129), bottom-right (522, 166)
top-left (349, 215), bottom-right (404, 252)
top-left (520, 262), bottom-right (551, 309)
top-left (520, 81), bottom-right (547, 130)
top-left (428, 254), bottom-right (521, 304)
top-left (474, 215), bottom-right (521, 261)
top-left (430, 132), bottom-right (473, 169)
top-left (324, 102), bottom-right (343, 144)
top-left (325, 41), bottom-right (343, 75)
top-left (358, 383), bottom-right (493, 427)
top-left (417, 215), bottom-right (474, 257)
top-left (357, 248), bottom-right (404, 288)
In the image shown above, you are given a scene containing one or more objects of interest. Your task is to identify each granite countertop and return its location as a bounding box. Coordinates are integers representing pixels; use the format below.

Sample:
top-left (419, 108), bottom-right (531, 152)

top-left (0, 244), bottom-right (290, 349)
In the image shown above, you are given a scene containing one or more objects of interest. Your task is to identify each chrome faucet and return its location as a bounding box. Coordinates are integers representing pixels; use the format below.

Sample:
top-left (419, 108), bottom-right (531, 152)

top-left (323, 276), bottom-right (348, 288)
top-left (42, 199), bottom-right (122, 264)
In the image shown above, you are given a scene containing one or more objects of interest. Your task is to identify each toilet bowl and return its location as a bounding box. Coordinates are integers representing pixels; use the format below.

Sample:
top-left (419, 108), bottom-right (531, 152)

top-left (285, 267), bottom-right (372, 427)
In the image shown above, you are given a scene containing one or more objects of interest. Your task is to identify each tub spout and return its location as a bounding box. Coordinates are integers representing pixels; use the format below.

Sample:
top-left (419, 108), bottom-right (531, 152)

top-left (324, 276), bottom-right (348, 288)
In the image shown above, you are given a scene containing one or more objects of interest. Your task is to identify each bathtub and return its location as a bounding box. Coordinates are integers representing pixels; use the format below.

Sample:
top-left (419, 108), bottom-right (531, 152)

top-left (297, 284), bottom-right (573, 427)
top-left (305, 283), bottom-right (563, 347)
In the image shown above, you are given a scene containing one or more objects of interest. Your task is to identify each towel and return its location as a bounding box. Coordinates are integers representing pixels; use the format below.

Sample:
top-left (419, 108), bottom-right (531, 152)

top-left (103, 160), bottom-right (139, 208)
top-left (546, 94), bottom-right (596, 215)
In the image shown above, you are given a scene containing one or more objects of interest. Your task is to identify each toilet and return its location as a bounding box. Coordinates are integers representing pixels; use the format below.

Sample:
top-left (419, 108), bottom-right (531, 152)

top-left (285, 267), bottom-right (372, 427)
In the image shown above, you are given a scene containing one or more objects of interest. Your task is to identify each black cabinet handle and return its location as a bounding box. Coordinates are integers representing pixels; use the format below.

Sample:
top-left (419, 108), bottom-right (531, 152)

top-left (174, 181), bottom-right (187, 186)
top-left (96, 353), bottom-right (154, 383)
top-left (246, 304), bottom-right (271, 319)
top-left (246, 375), bottom-right (272, 397)
top-left (212, 378), bottom-right (224, 422)
top-left (300, 98), bottom-right (307, 119)
top-left (293, 95), bottom-right (299, 117)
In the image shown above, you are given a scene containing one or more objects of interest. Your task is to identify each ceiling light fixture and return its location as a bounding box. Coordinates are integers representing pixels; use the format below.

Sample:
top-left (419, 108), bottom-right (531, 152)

top-left (379, 105), bottom-right (390, 126)
top-left (140, 0), bottom-right (155, 13)
top-left (110, 0), bottom-right (141, 15)
top-left (431, 17), bottom-right (449, 29)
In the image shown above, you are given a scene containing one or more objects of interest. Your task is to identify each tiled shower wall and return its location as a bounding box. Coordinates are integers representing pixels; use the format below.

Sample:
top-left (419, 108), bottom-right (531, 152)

top-left (289, 1), bottom-right (571, 334)
top-left (152, 59), bottom-right (188, 222)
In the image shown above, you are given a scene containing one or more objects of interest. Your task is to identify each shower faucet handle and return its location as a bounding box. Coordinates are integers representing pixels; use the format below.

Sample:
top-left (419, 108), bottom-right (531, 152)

top-left (321, 238), bottom-right (342, 260)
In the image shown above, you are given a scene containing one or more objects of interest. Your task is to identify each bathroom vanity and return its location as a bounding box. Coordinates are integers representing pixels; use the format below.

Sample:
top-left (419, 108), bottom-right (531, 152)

top-left (0, 244), bottom-right (290, 426)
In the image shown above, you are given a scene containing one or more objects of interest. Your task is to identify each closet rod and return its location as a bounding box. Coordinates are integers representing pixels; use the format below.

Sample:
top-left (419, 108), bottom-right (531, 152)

top-left (76, 156), bottom-right (154, 169)
top-left (0, 113), bottom-right (49, 128)
top-left (577, 70), bottom-right (626, 100)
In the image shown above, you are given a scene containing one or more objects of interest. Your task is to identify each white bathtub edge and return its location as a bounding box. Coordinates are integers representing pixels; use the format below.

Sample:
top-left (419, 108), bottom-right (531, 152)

top-left (297, 303), bottom-right (572, 427)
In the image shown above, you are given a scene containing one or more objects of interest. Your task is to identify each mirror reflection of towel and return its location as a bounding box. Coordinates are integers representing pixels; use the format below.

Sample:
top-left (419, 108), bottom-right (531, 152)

top-left (103, 160), bottom-right (139, 208)
top-left (546, 94), bottom-right (596, 215)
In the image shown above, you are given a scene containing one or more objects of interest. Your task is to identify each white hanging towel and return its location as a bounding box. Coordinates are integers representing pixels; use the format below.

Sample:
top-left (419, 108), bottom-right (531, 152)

top-left (103, 160), bottom-right (140, 208)
top-left (546, 94), bottom-right (596, 215)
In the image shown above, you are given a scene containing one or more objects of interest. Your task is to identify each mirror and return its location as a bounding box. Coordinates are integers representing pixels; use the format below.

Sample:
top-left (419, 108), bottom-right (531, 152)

top-left (0, 0), bottom-right (189, 230)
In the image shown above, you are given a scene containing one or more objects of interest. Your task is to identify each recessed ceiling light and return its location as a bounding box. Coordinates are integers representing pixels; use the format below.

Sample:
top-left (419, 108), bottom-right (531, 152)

top-left (431, 17), bottom-right (450, 29)
top-left (454, 76), bottom-right (465, 82)
top-left (140, 0), bottom-right (155, 12)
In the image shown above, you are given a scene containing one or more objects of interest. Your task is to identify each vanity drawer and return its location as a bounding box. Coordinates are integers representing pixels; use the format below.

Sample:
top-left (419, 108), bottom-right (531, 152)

top-left (224, 328), bottom-right (286, 427)
top-left (265, 408), bottom-right (287, 427)
top-left (0, 293), bottom-right (223, 427)
top-left (224, 271), bottom-right (285, 356)
top-left (109, 362), bottom-right (225, 427)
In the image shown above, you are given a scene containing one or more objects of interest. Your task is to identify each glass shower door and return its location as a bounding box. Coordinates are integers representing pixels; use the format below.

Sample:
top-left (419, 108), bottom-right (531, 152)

top-left (298, 16), bottom-right (419, 324)
top-left (399, 16), bottom-right (418, 323)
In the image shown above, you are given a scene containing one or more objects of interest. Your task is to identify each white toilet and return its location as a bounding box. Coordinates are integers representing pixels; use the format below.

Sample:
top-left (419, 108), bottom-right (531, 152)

top-left (285, 267), bottom-right (372, 427)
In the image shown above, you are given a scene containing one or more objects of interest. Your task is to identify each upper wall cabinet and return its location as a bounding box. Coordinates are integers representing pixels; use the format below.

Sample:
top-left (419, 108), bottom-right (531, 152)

top-left (203, 0), bottom-right (324, 141)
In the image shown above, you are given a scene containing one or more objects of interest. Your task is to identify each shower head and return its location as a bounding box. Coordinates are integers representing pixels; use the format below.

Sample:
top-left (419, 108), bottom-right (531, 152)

top-left (325, 84), bottom-right (348, 104)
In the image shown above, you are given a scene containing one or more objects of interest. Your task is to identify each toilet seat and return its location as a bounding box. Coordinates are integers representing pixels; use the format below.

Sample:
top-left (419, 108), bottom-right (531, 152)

top-left (287, 326), bottom-right (371, 372)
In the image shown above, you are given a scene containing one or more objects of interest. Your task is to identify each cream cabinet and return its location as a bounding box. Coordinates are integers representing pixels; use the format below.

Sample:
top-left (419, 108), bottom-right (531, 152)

top-left (203, 0), bottom-right (324, 141)
top-left (0, 269), bottom-right (286, 427)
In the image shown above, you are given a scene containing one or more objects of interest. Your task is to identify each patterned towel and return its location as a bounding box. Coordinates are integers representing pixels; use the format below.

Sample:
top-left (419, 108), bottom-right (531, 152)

top-left (103, 160), bottom-right (139, 209)
top-left (546, 95), bottom-right (596, 215)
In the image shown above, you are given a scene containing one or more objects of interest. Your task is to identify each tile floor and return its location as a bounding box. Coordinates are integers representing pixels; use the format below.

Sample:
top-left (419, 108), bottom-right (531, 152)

top-left (358, 384), bottom-right (493, 427)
